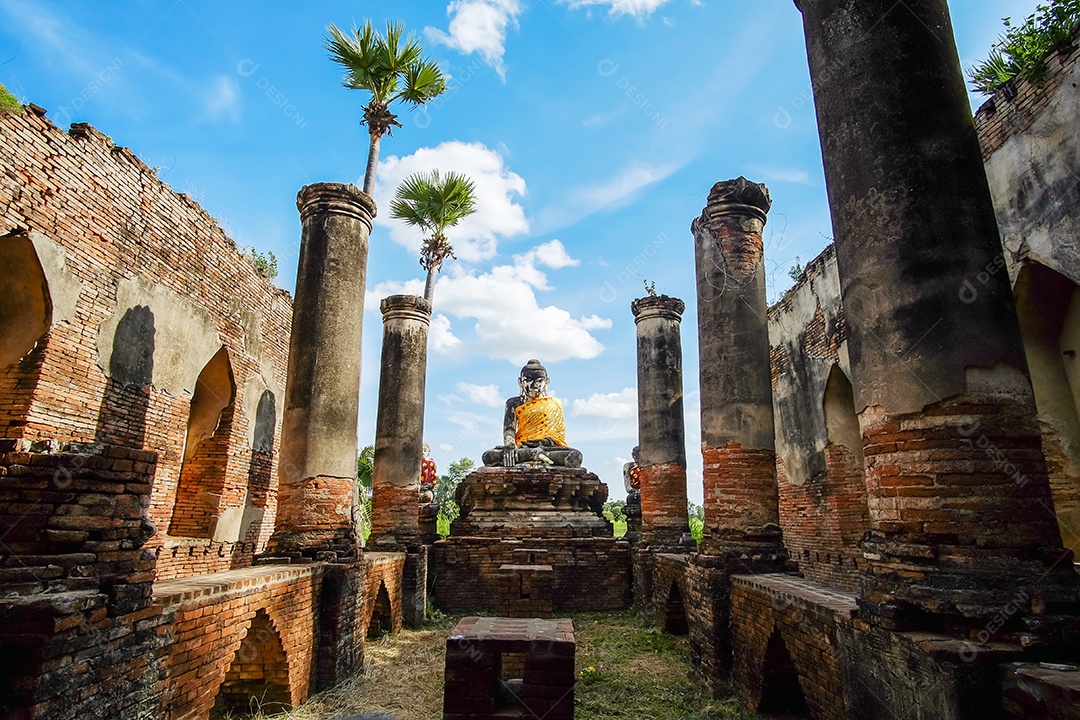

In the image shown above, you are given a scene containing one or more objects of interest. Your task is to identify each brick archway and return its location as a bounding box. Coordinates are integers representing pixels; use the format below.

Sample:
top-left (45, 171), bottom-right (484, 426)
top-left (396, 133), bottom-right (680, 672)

top-left (213, 608), bottom-right (292, 716)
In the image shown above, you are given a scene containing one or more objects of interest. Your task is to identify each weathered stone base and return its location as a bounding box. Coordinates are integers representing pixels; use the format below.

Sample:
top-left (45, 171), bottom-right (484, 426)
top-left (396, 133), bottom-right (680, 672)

top-left (0, 441), bottom-right (169, 720)
top-left (702, 443), bottom-right (779, 532)
top-left (266, 474), bottom-right (360, 560)
top-left (371, 482), bottom-right (420, 550)
top-left (638, 461), bottom-right (691, 546)
top-left (431, 537), bottom-right (631, 613)
top-left (859, 400), bottom-right (1080, 632)
top-left (262, 526), bottom-right (359, 562)
top-left (451, 466), bottom-right (610, 538)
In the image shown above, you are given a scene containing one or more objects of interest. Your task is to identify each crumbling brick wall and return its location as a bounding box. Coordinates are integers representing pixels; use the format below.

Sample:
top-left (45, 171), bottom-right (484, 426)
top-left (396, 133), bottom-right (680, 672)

top-left (768, 246), bottom-right (868, 592)
top-left (976, 24), bottom-right (1080, 558)
top-left (0, 108), bottom-right (292, 580)
top-left (0, 441), bottom-right (171, 720)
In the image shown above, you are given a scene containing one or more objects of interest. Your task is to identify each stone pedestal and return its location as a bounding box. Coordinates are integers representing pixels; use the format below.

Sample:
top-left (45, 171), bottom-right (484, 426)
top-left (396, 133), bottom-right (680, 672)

top-left (798, 0), bottom-right (1080, 632)
top-left (371, 294), bottom-right (431, 551)
top-left (452, 466), bottom-right (611, 538)
top-left (270, 183), bottom-right (373, 559)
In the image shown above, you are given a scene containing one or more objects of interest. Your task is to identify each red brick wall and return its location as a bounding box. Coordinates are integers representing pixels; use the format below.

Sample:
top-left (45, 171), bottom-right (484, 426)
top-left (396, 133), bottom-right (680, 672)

top-left (776, 447), bottom-right (866, 593)
top-left (0, 108), bottom-right (292, 580)
top-left (361, 553), bottom-right (406, 638)
top-left (156, 558), bottom-right (389, 720)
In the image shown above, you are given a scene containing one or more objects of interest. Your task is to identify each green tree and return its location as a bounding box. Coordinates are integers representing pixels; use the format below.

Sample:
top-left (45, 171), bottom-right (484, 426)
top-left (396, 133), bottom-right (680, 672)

top-left (390, 169), bottom-right (478, 305)
top-left (326, 20), bottom-right (447, 196)
top-left (969, 0), bottom-right (1080, 94)
top-left (357, 445), bottom-right (374, 541)
top-left (687, 501), bottom-right (704, 545)
top-left (603, 499), bottom-right (628, 538)
top-left (435, 456), bottom-right (475, 536)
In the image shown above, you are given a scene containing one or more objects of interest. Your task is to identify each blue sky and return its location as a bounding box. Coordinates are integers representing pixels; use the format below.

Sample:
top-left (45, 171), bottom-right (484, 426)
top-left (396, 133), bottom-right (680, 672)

top-left (0, 0), bottom-right (1039, 501)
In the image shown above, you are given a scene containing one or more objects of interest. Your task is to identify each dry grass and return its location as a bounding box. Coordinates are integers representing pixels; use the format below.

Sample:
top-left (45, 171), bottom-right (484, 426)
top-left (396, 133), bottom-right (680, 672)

top-left (234, 609), bottom-right (757, 720)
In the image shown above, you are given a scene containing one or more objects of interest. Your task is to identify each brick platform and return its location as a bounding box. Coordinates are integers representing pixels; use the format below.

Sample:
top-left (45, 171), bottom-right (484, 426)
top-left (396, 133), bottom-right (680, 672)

top-left (431, 537), bottom-right (630, 613)
top-left (443, 616), bottom-right (575, 720)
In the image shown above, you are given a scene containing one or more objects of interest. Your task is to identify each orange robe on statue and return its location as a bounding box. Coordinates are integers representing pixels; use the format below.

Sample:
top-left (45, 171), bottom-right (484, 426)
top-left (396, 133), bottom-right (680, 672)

top-left (514, 396), bottom-right (567, 446)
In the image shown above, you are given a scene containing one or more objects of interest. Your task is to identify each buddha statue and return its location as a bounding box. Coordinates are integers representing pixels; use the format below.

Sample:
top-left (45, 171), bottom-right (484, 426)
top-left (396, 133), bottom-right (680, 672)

top-left (481, 359), bottom-right (584, 468)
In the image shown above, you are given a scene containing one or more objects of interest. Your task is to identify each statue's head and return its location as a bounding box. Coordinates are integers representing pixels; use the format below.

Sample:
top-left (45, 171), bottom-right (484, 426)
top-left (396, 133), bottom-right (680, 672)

top-left (422, 442), bottom-right (430, 458)
top-left (518, 358), bottom-right (549, 400)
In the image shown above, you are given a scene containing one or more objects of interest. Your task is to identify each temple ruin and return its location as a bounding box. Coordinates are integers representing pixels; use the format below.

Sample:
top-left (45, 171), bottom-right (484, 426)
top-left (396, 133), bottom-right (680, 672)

top-left (2, 1), bottom-right (1080, 718)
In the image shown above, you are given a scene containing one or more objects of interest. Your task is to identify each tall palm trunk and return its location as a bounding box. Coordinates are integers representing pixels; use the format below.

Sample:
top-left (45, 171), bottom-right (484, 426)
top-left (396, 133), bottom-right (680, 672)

top-left (423, 266), bottom-right (437, 306)
top-left (363, 130), bottom-right (381, 197)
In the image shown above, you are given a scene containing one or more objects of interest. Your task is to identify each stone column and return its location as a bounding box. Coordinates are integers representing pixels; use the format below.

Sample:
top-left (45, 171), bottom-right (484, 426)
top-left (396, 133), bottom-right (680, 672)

top-left (691, 177), bottom-right (783, 557)
top-left (632, 295), bottom-right (691, 549)
top-left (370, 294), bottom-right (431, 551)
top-left (270, 183), bottom-right (373, 559)
top-left (797, 0), bottom-right (1080, 629)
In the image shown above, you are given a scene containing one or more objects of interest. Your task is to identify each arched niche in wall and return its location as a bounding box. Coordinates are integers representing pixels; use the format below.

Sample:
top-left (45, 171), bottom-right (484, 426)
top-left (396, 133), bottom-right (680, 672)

top-left (169, 346), bottom-right (236, 538)
top-left (1013, 261), bottom-right (1080, 552)
top-left (821, 363), bottom-right (870, 550)
top-left (0, 232), bottom-right (52, 369)
top-left (212, 609), bottom-right (292, 716)
top-left (367, 582), bottom-right (393, 639)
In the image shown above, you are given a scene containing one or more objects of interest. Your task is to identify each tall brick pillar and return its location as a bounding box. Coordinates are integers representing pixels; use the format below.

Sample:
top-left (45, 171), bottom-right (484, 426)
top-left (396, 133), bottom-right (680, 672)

top-left (691, 177), bottom-right (784, 559)
top-left (797, 0), bottom-right (1080, 631)
top-left (371, 294), bottom-right (431, 627)
top-left (270, 183), bottom-right (373, 559)
top-left (632, 295), bottom-right (692, 550)
top-left (370, 294), bottom-right (431, 550)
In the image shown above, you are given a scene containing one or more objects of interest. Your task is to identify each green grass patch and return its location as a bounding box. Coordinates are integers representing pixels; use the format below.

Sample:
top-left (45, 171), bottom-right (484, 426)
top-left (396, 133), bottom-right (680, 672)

top-left (228, 608), bottom-right (758, 720)
top-left (0, 83), bottom-right (22, 115)
top-left (573, 611), bottom-right (755, 720)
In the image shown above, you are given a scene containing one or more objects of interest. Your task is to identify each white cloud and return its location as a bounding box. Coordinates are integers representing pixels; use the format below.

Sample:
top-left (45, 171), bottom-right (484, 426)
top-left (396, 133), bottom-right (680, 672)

top-left (456, 382), bottom-right (504, 407)
top-left (426, 0), bottom-right (524, 79)
top-left (202, 75), bottom-right (240, 123)
top-left (367, 241), bottom-right (609, 363)
top-left (429, 313), bottom-right (462, 354)
top-left (517, 239), bottom-right (580, 270)
top-left (572, 387), bottom-right (637, 420)
top-left (373, 141), bottom-right (528, 263)
top-left (559, 0), bottom-right (674, 19)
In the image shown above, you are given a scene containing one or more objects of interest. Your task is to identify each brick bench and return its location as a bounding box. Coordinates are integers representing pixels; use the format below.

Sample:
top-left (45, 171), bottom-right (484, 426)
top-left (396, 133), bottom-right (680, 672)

top-left (443, 616), bottom-right (575, 720)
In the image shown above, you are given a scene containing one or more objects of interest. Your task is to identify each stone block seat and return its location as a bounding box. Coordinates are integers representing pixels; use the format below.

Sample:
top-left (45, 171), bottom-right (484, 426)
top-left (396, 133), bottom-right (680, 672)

top-left (443, 616), bottom-right (575, 720)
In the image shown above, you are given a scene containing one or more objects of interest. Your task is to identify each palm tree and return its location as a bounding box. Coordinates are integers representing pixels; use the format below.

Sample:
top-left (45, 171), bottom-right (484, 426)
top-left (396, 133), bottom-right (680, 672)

top-left (326, 20), bottom-right (446, 196)
top-left (390, 170), bottom-right (478, 305)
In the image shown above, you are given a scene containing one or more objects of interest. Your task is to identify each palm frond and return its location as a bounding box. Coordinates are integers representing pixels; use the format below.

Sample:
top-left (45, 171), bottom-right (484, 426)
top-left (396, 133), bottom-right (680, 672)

top-left (396, 58), bottom-right (447, 107)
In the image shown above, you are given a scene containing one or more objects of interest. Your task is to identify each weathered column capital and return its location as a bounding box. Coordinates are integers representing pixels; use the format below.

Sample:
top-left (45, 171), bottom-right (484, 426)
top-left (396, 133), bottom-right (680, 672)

top-left (380, 293), bottom-right (432, 324)
top-left (695, 176), bottom-right (772, 226)
top-left (297, 182), bottom-right (376, 227)
top-left (631, 295), bottom-right (685, 323)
